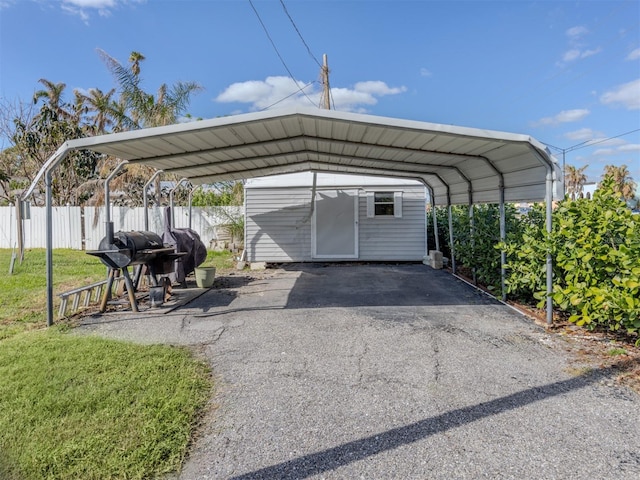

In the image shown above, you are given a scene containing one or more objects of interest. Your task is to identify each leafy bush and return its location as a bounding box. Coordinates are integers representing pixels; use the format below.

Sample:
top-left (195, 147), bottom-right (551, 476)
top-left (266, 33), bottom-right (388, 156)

top-left (428, 204), bottom-right (522, 291)
top-left (502, 179), bottom-right (640, 337)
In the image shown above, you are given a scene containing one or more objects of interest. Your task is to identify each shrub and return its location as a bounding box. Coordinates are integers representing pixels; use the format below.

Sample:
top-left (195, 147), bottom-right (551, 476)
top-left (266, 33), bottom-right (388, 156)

top-left (502, 179), bottom-right (640, 338)
top-left (428, 204), bottom-right (522, 292)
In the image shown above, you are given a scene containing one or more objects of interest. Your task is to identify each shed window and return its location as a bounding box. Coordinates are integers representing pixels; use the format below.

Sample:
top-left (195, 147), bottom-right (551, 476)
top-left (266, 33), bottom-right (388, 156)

top-left (374, 192), bottom-right (395, 216)
top-left (367, 191), bottom-right (403, 218)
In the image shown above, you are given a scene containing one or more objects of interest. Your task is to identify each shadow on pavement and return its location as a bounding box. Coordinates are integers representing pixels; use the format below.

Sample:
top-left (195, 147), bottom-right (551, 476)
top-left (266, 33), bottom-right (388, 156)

top-left (282, 263), bottom-right (496, 308)
top-left (230, 359), bottom-right (638, 480)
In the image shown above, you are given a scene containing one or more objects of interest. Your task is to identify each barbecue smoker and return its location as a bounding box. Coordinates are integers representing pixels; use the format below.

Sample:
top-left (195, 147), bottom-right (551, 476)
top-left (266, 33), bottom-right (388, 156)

top-left (87, 226), bottom-right (183, 312)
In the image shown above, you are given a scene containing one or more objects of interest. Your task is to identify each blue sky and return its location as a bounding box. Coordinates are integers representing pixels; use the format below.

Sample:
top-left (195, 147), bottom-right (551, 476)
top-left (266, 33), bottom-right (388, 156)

top-left (1, 0), bottom-right (638, 185)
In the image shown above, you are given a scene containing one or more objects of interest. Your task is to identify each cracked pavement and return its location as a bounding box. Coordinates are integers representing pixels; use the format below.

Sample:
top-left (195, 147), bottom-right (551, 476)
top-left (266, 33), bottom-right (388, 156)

top-left (78, 264), bottom-right (640, 479)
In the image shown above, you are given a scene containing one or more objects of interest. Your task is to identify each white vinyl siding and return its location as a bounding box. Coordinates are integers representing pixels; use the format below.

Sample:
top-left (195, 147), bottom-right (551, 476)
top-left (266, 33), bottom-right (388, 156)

top-left (358, 187), bottom-right (424, 261)
top-left (246, 178), bottom-right (426, 263)
top-left (245, 187), bottom-right (314, 262)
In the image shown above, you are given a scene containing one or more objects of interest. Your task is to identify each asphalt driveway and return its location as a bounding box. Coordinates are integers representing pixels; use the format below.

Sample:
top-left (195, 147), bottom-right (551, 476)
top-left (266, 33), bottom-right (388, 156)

top-left (79, 263), bottom-right (640, 479)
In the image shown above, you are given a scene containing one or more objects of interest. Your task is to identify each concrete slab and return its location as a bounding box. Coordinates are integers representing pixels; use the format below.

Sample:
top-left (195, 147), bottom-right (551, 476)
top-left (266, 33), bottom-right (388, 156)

top-left (77, 263), bottom-right (640, 479)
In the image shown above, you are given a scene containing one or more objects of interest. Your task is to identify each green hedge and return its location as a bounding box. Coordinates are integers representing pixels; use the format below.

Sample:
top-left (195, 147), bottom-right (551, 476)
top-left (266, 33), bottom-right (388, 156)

top-left (428, 180), bottom-right (639, 340)
top-left (501, 179), bottom-right (640, 338)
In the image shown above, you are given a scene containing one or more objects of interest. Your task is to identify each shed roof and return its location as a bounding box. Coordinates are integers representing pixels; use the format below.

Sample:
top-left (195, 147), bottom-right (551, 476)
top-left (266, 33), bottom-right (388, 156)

top-left (53, 107), bottom-right (563, 205)
top-left (246, 172), bottom-right (423, 189)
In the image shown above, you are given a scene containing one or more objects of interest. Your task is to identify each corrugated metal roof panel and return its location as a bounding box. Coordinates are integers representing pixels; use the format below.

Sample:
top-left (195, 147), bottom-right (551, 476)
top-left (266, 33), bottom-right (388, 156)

top-left (51, 106), bottom-right (561, 205)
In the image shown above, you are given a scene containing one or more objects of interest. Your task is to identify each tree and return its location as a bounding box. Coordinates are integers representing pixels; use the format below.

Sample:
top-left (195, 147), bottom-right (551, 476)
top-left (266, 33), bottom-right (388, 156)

top-left (1, 52), bottom-right (204, 207)
top-left (32, 79), bottom-right (70, 119)
top-left (93, 49), bottom-right (204, 206)
top-left (0, 99), bottom-right (37, 204)
top-left (12, 99), bottom-right (101, 206)
top-left (602, 164), bottom-right (637, 201)
top-left (564, 164), bottom-right (588, 200)
top-left (128, 51), bottom-right (146, 76)
top-left (97, 48), bottom-right (203, 128)
top-left (75, 87), bottom-right (116, 134)
top-left (191, 181), bottom-right (245, 207)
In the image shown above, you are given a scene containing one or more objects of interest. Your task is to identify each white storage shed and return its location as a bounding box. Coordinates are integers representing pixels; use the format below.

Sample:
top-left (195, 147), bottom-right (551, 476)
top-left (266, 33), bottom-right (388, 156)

top-left (245, 172), bottom-right (427, 263)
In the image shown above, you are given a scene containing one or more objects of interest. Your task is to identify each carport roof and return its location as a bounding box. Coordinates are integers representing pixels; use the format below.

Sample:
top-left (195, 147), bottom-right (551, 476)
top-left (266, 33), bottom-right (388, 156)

top-left (52, 107), bottom-right (562, 206)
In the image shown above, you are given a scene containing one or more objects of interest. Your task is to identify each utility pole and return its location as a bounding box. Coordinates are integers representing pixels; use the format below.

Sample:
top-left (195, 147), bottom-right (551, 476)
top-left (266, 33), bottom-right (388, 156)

top-left (319, 53), bottom-right (330, 110)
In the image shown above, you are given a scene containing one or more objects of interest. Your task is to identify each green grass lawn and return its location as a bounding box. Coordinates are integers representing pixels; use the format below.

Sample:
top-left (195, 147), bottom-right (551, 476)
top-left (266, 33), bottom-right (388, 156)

top-left (0, 248), bottom-right (235, 339)
top-left (0, 248), bottom-right (227, 478)
top-left (0, 331), bottom-right (212, 480)
top-left (0, 249), bottom-right (106, 339)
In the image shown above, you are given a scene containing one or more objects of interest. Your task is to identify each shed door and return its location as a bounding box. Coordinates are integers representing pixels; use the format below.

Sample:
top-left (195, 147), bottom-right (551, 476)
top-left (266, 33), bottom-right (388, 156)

top-left (313, 189), bottom-right (358, 259)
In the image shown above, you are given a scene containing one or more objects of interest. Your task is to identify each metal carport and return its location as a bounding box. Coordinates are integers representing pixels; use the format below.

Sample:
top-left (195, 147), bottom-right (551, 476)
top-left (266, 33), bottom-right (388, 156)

top-left (24, 107), bottom-right (563, 326)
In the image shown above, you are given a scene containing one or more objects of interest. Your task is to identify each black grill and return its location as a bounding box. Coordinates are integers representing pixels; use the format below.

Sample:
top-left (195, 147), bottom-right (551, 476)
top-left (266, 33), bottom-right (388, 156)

top-left (88, 230), bottom-right (177, 272)
top-left (87, 228), bottom-right (184, 312)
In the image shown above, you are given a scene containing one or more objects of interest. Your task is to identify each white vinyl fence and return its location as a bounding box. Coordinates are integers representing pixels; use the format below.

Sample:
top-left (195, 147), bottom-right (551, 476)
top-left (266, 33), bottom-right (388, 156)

top-left (0, 205), bottom-right (243, 250)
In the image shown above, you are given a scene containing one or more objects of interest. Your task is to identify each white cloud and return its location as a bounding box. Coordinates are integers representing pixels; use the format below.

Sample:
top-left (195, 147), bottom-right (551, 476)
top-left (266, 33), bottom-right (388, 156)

top-left (63, 0), bottom-right (116, 7)
top-left (353, 81), bottom-right (406, 96)
top-left (215, 76), bottom-right (407, 113)
top-left (618, 143), bottom-right (640, 152)
top-left (580, 47), bottom-right (602, 59)
top-left (592, 148), bottom-right (617, 156)
top-left (420, 68), bottom-right (432, 77)
top-left (588, 141), bottom-right (640, 157)
top-left (566, 25), bottom-right (588, 39)
top-left (561, 46), bottom-right (602, 63)
top-left (562, 49), bottom-right (581, 62)
top-left (557, 25), bottom-right (602, 65)
top-left (216, 77), bottom-right (317, 110)
top-left (600, 78), bottom-right (640, 110)
top-left (564, 128), bottom-right (603, 141)
top-left (533, 108), bottom-right (590, 126)
top-left (627, 48), bottom-right (640, 61)
top-left (58, 0), bottom-right (143, 22)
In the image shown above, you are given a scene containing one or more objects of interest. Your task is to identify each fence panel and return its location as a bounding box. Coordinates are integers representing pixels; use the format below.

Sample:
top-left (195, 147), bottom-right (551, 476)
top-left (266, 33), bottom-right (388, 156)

top-left (19, 206), bottom-right (83, 249)
top-left (0, 205), bottom-right (17, 249)
top-left (1, 205), bottom-right (243, 250)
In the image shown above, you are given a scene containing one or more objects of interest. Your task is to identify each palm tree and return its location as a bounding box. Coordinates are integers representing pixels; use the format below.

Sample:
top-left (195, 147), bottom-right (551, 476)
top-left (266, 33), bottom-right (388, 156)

top-left (564, 164), bottom-right (588, 200)
top-left (76, 88), bottom-right (116, 134)
top-left (148, 81), bottom-right (204, 126)
top-left (32, 78), bottom-right (70, 119)
top-left (70, 89), bottom-right (89, 126)
top-left (128, 51), bottom-right (146, 76)
top-left (89, 49), bottom-right (204, 206)
top-left (602, 164), bottom-right (637, 201)
top-left (97, 48), bottom-right (202, 128)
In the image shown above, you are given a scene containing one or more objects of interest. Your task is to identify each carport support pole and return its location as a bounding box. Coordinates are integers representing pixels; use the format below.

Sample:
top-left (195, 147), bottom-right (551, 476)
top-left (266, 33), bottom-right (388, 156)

top-left (499, 184), bottom-right (506, 301)
top-left (44, 171), bottom-right (55, 326)
top-left (448, 201), bottom-right (456, 274)
top-left (105, 161), bottom-right (128, 243)
top-left (143, 170), bottom-right (163, 231)
top-left (430, 187), bottom-right (440, 252)
top-left (169, 178), bottom-right (189, 228)
top-left (545, 171), bottom-right (554, 325)
top-left (188, 185), bottom-right (203, 230)
top-left (23, 144), bottom-right (70, 327)
top-left (469, 191), bottom-right (476, 285)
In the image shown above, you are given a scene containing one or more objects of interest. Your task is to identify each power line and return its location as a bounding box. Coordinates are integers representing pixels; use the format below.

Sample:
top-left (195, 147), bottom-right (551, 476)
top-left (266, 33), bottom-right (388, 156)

top-left (279, 0), bottom-right (321, 68)
top-left (248, 0), bottom-right (315, 107)
top-left (544, 128), bottom-right (640, 155)
top-left (278, 0), bottom-right (334, 109)
top-left (568, 128), bottom-right (640, 152)
top-left (260, 80), bottom-right (318, 111)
